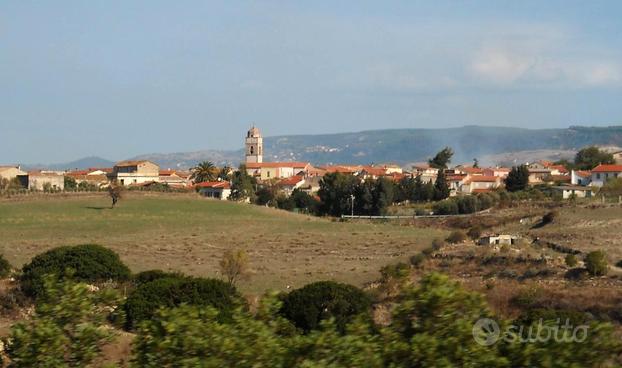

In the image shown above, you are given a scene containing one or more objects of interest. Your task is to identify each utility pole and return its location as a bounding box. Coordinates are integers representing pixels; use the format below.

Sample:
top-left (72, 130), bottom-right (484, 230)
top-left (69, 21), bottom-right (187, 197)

top-left (350, 194), bottom-right (355, 217)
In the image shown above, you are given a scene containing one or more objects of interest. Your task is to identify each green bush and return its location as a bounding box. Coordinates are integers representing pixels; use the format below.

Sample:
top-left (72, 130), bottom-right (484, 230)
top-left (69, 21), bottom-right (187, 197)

top-left (565, 254), bottom-right (578, 268)
top-left (432, 200), bottom-right (458, 215)
top-left (446, 230), bottom-right (467, 244)
top-left (431, 238), bottom-right (445, 250)
top-left (585, 250), bottom-right (608, 276)
top-left (279, 281), bottom-right (371, 333)
top-left (124, 276), bottom-right (242, 330)
top-left (466, 226), bottom-right (482, 240)
top-left (133, 270), bottom-right (183, 285)
top-left (456, 196), bottom-right (479, 214)
top-left (410, 253), bottom-right (426, 267)
top-left (541, 211), bottom-right (558, 225)
top-left (20, 244), bottom-right (131, 297)
top-left (0, 254), bottom-right (12, 278)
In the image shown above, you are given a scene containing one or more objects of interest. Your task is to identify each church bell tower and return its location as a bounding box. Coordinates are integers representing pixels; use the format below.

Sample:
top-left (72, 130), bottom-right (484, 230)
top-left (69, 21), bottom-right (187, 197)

top-left (245, 125), bottom-right (263, 163)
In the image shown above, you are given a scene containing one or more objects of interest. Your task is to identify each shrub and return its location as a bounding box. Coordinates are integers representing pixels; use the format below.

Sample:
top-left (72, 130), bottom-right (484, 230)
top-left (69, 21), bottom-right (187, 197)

top-left (133, 270), bottom-right (183, 285)
top-left (380, 262), bottom-right (410, 280)
top-left (466, 226), bottom-right (482, 240)
top-left (541, 211), bottom-right (558, 225)
top-left (585, 250), bottom-right (608, 276)
top-left (0, 254), bottom-right (12, 278)
top-left (456, 196), bottom-right (479, 214)
top-left (124, 276), bottom-right (241, 330)
top-left (431, 238), bottom-right (445, 250)
top-left (410, 253), bottom-right (426, 267)
top-left (564, 254), bottom-right (578, 268)
top-left (432, 200), bottom-right (458, 215)
top-left (446, 230), bottom-right (467, 244)
top-left (279, 281), bottom-right (371, 333)
top-left (20, 244), bottom-right (131, 297)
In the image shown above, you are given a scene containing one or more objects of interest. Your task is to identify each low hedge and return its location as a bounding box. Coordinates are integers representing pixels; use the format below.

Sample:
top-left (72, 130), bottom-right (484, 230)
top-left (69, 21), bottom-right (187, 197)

top-left (279, 281), bottom-right (371, 333)
top-left (124, 276), bottom-right (242, 330)
top-left (20, 244), bottom-right (131, 297)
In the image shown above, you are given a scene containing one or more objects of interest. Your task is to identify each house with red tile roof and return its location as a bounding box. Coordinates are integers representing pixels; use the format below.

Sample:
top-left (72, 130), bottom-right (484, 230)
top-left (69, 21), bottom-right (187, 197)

top-left (159, 169), bottom-right (192, 187)
top-left (277, 175), bottom-right (306, 195)
top-left (571, 170), bottom-right (592, 186)
top-left (591, 164), bottom-right (622, 186)
top-left (195, 181), bottom-right (232, 200)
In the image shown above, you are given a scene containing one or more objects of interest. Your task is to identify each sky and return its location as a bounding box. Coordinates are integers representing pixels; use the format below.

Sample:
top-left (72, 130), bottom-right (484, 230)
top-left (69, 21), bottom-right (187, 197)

top-left (1, 1), bottom-right (622, 163)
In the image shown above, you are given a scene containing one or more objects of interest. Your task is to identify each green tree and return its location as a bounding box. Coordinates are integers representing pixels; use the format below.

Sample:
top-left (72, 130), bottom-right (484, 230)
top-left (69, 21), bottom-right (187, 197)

top-left (280, 281), bottom-right (371, 333)
top-left (421, 180), bottom-right (435, 201)
top-left (190, 161), bottom-right (218, 183)
top-left (473, 158), bottom-right (480, 168)
top-left (433, 170), bottom-right (450, 201)
top-left (64, 176), bottom-right (77, 190)
top-left (131, 304), bottom-right (289, 368)
top-left (7, 276), bottom-right (120, 368)
top-left (585, 250), bottom-right (608, 276)
top-left (230, 165), bottom-right (257, 202)
top-left (505, 165), bottom-right (530, 192)
top-left (317, 173), bottom-right (358, 216)
top-left (428, 147), bottom-right (454, 169)
top-left (574, 146), bottom-right (615, 170)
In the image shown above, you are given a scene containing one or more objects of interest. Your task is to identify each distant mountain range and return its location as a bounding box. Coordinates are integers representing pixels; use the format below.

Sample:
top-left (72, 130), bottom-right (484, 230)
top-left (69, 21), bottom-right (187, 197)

top-left (26, 125), bottom-right (622, 170)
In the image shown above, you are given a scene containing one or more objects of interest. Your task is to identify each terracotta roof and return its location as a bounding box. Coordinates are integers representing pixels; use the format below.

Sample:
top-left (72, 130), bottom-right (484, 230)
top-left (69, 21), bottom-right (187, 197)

top-left (446, 174), bottom-right (467, 181)
top-left (575, 170), bottom-right (591, 177)
top-left (469, 176), bottom-right (499, 183)
top-left (548, 164), bottom-right (568, 173)
top-left (472, 188), bottom-right (493, 193)
top-left (278, 175), bottom-right (305, 186)
top-left (592, 164), bottom-right (622, 173)
top-left (360, 167), bottom-right (387, 176)
top-left (460, 167), bottom-right (484, 174)
top-left (245, 162), bottom-right (309, 169)
top-left (195, 181), bottom-right (231, 189)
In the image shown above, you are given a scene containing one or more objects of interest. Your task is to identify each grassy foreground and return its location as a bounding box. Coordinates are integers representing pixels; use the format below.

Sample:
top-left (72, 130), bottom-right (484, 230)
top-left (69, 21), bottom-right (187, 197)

top-left (0, 193), bottom-right (445, 292)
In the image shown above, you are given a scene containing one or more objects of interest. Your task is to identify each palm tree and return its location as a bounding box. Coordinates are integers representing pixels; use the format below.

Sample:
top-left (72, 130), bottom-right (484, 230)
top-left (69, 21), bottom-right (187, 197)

top-left (191, 161), bottom-right (218, 183)
top-left (218, 165), bottom-right (233, 180)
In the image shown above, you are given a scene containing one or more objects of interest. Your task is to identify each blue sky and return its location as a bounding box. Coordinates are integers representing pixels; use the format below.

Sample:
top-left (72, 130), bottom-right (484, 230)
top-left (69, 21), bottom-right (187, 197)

top-left (1, 1), bottom-right (621, 163)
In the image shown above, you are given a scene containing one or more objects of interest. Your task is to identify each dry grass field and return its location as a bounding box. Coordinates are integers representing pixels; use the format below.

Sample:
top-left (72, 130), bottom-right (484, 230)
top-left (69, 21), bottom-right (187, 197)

top-left (0, 193), bottom-right (446, 293)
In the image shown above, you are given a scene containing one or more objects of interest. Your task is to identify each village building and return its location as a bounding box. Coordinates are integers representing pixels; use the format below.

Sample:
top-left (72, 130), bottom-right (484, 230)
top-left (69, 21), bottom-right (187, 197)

top-left (0, 166), bottom-right (28, 188)
top-left (612, 150), bottom-right (622, 164)
top-left (527, 167), bottom-right (552, 185)
top-left (571, 170), bottom-right (592, 186)
top-left (159, 170), bottom-right (191, 188)
top-left (411, 163), bottom-right (438, 183)
top-left (195, 181), bottom-right (231, 200)
top-left (478, 234), bottom-right (521, 246)
top-left (245, 162), bottom-right (311, 181)
top-left (460, 175), bottom-right (502, 194)
top-left (277, 175), bottom-right (306, 195)
top-left (110, 160), bottom-right (160, 186)
top-left (245, 126), bottom-right (263, 164)
top-left (482, 167), bottom-right (511, 178)
top-left (590, 164), bottom-right (622, 187)
top-left (551, 185), bottom-right (594, 199)
top-left (27, 171), bottom-right (65, 191)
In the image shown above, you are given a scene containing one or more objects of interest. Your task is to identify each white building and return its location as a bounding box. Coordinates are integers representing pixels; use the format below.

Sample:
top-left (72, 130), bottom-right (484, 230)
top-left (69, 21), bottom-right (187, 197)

top-left (196, 181), bottom-right (232, 200)
top-left (111, 160), bottom-right (160, 186)
top-left (590, 164), bottom-right (622, 187)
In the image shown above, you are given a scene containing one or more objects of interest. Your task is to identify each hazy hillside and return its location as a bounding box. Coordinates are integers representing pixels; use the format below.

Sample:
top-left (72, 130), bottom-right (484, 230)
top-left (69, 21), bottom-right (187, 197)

top-left (31, 125), bottom-right (622, 170)
top-left (24, 156), bottom-right (116, 171)
top-left (130, 125), bottom-right (622, 168)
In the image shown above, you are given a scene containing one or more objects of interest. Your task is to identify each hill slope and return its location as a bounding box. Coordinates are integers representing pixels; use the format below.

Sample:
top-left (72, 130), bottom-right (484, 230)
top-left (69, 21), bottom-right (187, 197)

top-left (132, 125), bottom-right (622, 168)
